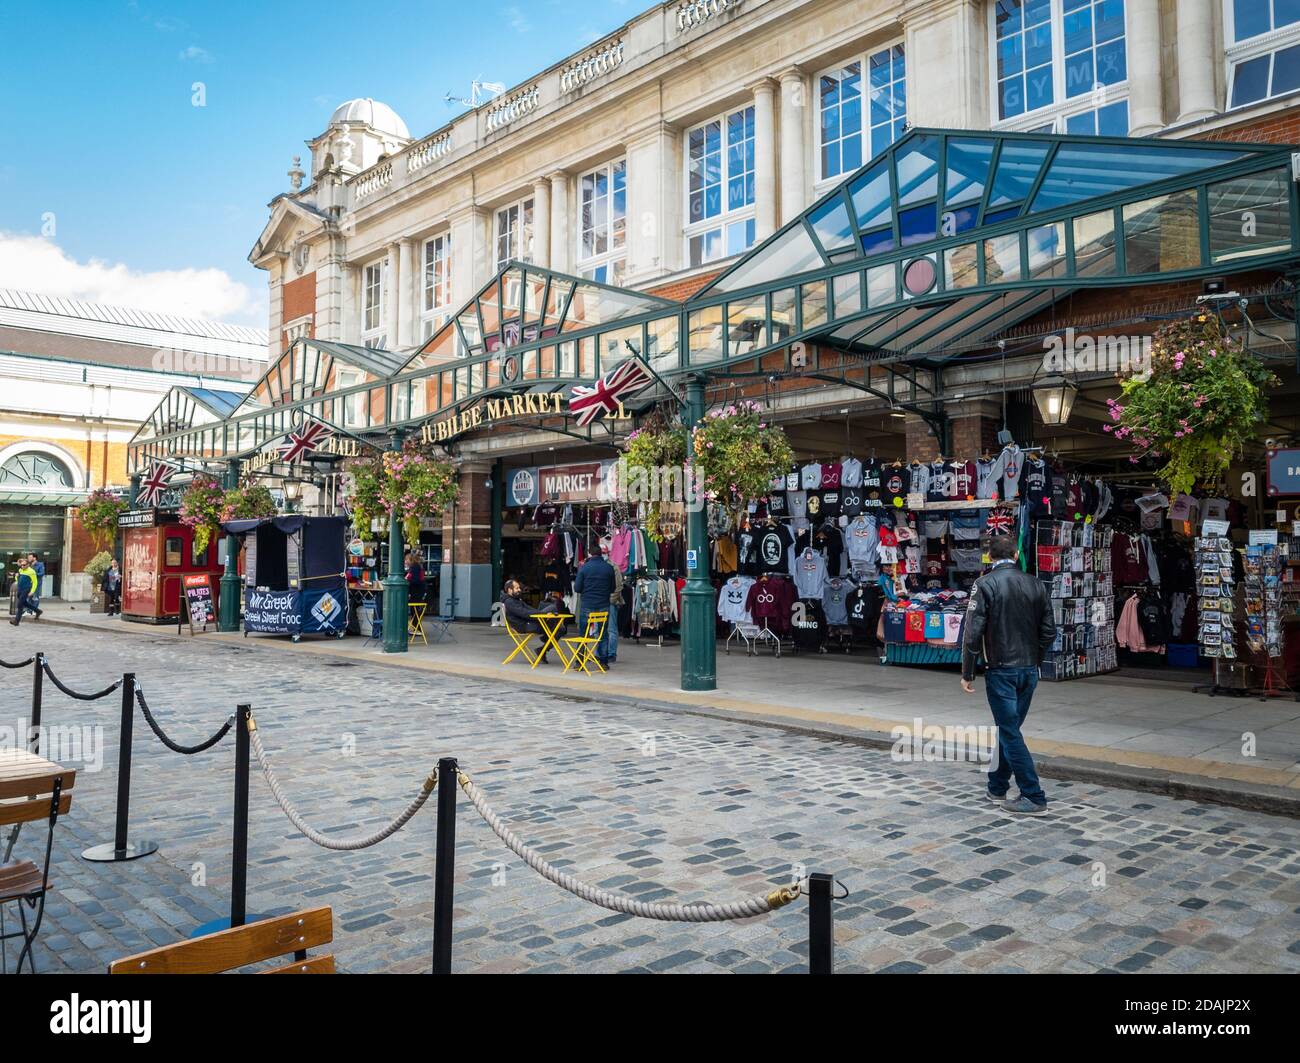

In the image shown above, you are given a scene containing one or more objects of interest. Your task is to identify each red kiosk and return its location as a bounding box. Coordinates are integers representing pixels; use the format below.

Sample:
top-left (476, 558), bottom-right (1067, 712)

top-left (118, 507), bottom-right (226, 623)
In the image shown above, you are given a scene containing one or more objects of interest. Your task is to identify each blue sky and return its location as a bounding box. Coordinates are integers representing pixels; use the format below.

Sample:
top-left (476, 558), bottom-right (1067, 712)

top-left (0, 0), bottom-right (632, 327)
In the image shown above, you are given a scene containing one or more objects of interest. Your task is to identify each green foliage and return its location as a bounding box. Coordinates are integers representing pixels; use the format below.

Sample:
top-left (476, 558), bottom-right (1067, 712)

top-left (690, 400), bottom-right (794, 520)
top-left (1108, 313), bottom-right (1278, 495)
top-left (347, 442), bottom-right (459, 543)
top-left (179, 477), bottom-right (226, 554)
top-left (622, 417), bottom-right (688, 540)
top-left (83, 550), bottom-right (114, 582)
top-left (77, 488), bottom-right (126, 551)
top-left (221, 483), bottom-right (277, 523)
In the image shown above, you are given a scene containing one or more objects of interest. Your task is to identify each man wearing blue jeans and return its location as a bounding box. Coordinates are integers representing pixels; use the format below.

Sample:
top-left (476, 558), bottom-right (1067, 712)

top-left (960, 535), bottom-right (1057, 814)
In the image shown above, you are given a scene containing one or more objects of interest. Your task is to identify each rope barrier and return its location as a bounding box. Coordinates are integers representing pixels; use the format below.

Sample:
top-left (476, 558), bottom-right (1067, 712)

top-left (0, 656), bottom-right (35, 669)
top-left (135, 688), bottom-right (234, 755)
top-left (457, 771), bottom-right (800, 922)
top-left (40, 661), bottom-right (122, 701)
top-left (246, 713), bottom-right (438, 850)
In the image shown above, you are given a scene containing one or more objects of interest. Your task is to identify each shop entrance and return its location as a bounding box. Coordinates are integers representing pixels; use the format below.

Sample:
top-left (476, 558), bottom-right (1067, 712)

top-left (0, 504), bottom-right (64, 597)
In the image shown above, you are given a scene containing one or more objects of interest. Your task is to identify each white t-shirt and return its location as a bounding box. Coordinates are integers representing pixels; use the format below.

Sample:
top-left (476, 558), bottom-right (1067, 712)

top-left (801, 463), bottom-right (823, 490)
top-left (717, 576), bottom-right (755, 623)
top-left (840, 457), bottom-right (863, 487)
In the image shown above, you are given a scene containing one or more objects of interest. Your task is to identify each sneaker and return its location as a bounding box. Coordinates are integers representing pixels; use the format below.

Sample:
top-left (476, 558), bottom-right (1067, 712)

top-left (1004, 795), bottom-right (1048, 815)
top-left (985, 790), bottom-right (1008, 804)
top-left (8, 619), bottom-right (17, 626)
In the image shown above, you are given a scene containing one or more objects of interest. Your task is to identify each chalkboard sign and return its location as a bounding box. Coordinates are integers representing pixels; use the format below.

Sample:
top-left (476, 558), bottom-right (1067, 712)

top-left (182, 574), bottom-right (214, 634)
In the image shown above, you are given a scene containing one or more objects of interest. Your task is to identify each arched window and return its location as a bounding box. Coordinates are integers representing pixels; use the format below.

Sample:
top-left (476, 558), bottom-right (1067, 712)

top-left (0, 451), bottom-right (74, 488)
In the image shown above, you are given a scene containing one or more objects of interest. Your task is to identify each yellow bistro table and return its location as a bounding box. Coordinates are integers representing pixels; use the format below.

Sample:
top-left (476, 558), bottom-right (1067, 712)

top-left (529, 612), bottom-right (572, 669)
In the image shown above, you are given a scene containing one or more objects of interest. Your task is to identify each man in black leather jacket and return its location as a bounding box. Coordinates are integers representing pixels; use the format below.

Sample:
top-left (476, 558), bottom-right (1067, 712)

top-left (960, 536), bottom-right (1057, 814)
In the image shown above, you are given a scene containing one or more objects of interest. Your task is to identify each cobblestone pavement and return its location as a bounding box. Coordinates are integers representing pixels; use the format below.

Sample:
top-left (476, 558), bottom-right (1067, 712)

top-left (2, 623), bottom-right (1298, 974)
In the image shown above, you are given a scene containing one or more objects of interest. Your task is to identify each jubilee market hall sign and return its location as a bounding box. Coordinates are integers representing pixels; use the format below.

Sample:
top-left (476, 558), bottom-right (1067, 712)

top-left (419, 392), bottom-right (629, 443)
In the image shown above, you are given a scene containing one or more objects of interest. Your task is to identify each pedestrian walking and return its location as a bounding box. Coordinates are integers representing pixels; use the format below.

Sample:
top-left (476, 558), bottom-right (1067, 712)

top-left (103, 559), bottom-right (122, 616)
top-left (573, 546), bottom-right (617, 669)
top-left (9, 559), bottom-right (41, 625)
top-left (28, 552), bottom-right (44, 610)
top-left (960, 535), bottom-right (1057, 814)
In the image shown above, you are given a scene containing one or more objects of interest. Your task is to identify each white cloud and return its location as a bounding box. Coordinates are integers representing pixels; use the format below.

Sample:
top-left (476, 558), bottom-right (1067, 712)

top-left (505, 5), bottom-right (530, 32)
top-left (0, 233), bottom-right (266, 328)
top-left (178, 44), bottom-right (213, 63)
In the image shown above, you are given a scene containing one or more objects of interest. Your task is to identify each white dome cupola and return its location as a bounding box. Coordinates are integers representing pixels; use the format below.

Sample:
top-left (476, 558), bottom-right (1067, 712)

top-left (312, 97), bottom-right (411, 179)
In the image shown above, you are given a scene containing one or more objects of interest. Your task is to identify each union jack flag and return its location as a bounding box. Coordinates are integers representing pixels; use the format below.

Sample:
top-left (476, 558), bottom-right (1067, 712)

top-left (985, 509), bottom-right (1014, 535)
top-left (568, 358), bottom-right (653, 427)
top-left (138, 461), bottom-right (176, 507)
top-left (278, 418), bottom-right (334, 464)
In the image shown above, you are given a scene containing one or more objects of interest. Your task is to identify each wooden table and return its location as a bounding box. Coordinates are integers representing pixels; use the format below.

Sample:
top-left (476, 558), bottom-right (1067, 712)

top-left (530, 612), bottom-right (572, 669)
top-left (0, 748), bottom-right (75, 829)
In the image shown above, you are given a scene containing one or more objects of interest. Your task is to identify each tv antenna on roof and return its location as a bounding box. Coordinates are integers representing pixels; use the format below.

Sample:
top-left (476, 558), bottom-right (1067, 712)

top-left (444, 79), bottom-right (506, 108)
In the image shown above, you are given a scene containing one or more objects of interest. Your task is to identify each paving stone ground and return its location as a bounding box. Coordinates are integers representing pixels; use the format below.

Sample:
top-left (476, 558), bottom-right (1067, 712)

top-left (2, 623), bottom-right (1299, 974)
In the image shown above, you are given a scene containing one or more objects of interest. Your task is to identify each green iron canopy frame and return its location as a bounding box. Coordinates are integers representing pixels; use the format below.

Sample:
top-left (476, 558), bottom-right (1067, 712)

top-left (130, 127), bottom-right (1300, 475)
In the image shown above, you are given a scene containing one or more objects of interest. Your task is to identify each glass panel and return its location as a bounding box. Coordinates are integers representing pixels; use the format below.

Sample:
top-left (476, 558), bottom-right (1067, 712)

top-left (1026, 222), bottom-right (1067, 278)
top-left (687, 306), bottom-right (724, 364)
top-left (801, 280), bottom-right (829, 328)
top-left (944, 138), bottom-right (995, 205)
top-left (832, 272), bottom-right (863, 317)
top-left (1073, 209), bottom-right (1117, 275)
top-left (943, 244), bottom-right (980, 289)
top-left (895, 133), bottom-right (940, 205)
top-left (771, 287), bottom-right (796, 344)
top-left (647, 315), bottom-right (680, 373)
top-left (987, 140), bottom-right (1051, 206)
top-left (866, 263), bottom-right (896, 306)
top-left (1209, 169), bottom-right (1292, 262)
top-left (728, 299), bottom-right (768, 355)
top-left (861, 227), bottom-right (895, 256)
top-left (711, 223), bottom-right (825, 292)
top-left (848, 162), bottom-right (892, 231)
top-left (808, 194), bottom-right (857, 251)
top-left (603, 325), bottom-right (642, 368)
top-left (1231, 54), bottom-right (1270, 108)
top-left (1123, 189), bottom-right (1201, 273)
top-left (1031, 142), bottom-right (1250, 213)
top-left (578, 335), bottom-right (596, 377)
top-left (899, 204), bottom-right (936, 246)
top-left (983, 233), bottom-right (1023, 283)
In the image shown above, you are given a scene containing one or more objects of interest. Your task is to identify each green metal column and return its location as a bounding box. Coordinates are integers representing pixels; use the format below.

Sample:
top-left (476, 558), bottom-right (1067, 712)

top-left (490, 459), bottom-right (504, 603)
top-left (382, 430), bottom-right (409, 653)
top-left (680, 377), bottom-right (716, 691)
top-left (218, 460), bottom-right (241, 632)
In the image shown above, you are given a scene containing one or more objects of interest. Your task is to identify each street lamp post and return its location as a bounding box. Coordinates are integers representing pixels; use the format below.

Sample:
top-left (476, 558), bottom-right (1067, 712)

top-left (218, 459), bottom-right (242, 632)
top-left (679, 377), bottom-right (716, 691)
top-left (382, 431), bottom-right (409, 653)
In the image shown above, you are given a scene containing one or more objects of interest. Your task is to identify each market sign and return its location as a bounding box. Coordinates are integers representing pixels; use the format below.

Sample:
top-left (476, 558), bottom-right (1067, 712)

top-left (243, 431), bottom-right (360, 476)
top-left (117, 507), bottom-right (180, 529)
top-left (505, 460), bottom-right (616, 505)
top-left (1265, 447), bottom-right (1300, 497)
top-left (420, 391), bottom-right (629, 444)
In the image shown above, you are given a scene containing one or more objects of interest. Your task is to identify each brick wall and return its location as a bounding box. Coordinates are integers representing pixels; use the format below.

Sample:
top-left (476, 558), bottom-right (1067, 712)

top-left (905, 416), bottom-right (941, 462)
top-left (951, 413), bottom-right (1003, 459)
top-left (69, 511), bottom-right (105, 570)
top-left (282, 271), bottom-right (316, 323)
top-left (440, 471), bottom-right (493, 565)
top-left (643, 271), bottom-right (722, 301)
top-left (0, 432), bottom-right (128, 488)
top-left (1198, 109), bottom-right (1300, 145)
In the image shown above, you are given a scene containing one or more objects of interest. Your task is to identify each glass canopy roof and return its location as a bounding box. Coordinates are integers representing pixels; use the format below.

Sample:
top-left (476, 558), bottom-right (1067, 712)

top-left (129, 129), bottom-right (1300, 474)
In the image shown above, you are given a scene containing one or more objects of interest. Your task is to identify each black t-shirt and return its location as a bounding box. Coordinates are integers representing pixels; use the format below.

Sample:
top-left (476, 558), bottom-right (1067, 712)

top-left (755, 524), bottom-right (793, 574)
top-left (539, 564), bottom-right (572, 595)
top-left (861, 460), bottom-right (883, 494)
top-left (847, 586), bottom-right (877, 629)
top-left (791, 598), bottom-right (827, 648)
top-left (817, 489), bottom-right (842, 519)
top-left (767, 492), bottom-right (787, 518)
top-left (881, 464), bottom-right (908, 508)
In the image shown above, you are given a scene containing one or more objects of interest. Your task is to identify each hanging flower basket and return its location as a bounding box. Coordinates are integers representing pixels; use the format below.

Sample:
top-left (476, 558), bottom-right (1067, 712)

top-left (179, 477), bottom-right (226, 553)
top-left (76, 488), bottom-right (126, 551)
top-left (690, 400), bottom-right (793, 520)
top-left (346, 442), bottom-right (458, 543)
top-left (220, 483), bottom-right (277, 523)
top-left (1106, 313), bottom-right (1278, 495)
top-left (621, 415), bottom-right (688, 541)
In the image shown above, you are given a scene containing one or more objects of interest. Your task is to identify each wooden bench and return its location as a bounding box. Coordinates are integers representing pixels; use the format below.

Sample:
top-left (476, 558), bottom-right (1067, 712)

top-left (109, 906), bottom-right (335, 974)
top-left (0, 748), bottom-right (76, 974)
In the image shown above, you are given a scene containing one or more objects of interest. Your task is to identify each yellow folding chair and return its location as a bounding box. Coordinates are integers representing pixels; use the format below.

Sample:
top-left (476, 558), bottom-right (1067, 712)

top-left (563, 610), bottom-right (608, 674)
top-left (408, 601), bottom-right (428, 645)
top-left (502, 615), bottom-right (539, 666)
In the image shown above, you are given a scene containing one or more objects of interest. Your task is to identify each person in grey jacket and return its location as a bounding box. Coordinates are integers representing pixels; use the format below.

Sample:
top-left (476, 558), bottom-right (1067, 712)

top-left (960, 535), bottom-right (1057, 814)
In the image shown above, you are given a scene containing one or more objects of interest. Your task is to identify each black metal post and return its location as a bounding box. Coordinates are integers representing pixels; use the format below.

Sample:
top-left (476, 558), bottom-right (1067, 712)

top-left (809, 872), bottom-right (834, 974)
top-left (230, 703), bottom-right (251, 928)
top-left (29, 652), bottom-right (43, 754)
top-left (82, 673), bottom-right (158, 862)
top-left (431, 756), bottom-right (458, 974)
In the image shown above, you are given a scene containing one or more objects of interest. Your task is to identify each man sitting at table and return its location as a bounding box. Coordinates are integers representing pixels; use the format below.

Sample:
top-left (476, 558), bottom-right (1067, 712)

top-left (501, 579), bottom-right (565, 663)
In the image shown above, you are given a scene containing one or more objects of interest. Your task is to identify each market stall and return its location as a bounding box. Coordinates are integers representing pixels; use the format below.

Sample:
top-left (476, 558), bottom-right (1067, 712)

top-left (220, 515), bottom-right (349, 641)
top-left (118, 507), bottom-right (225, 624)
